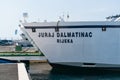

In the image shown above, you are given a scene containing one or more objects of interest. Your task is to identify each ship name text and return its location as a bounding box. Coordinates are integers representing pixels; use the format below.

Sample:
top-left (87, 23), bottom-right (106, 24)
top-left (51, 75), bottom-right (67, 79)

top-left (38, 32), bottom-right (92, 43)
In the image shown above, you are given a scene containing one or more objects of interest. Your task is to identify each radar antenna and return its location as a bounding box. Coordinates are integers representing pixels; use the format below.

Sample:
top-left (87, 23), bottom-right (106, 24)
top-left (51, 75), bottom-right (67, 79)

top-left (67, 12), bottom-right (70, 21)
top-left (106, 14), bottom-right (120, 21)
top-left (23, 13), bottom-right (28, 23)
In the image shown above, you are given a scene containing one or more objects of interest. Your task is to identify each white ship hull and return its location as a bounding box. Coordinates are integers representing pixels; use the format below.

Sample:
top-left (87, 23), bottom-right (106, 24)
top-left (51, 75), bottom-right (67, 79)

top-left (21, 21), bottom-right (120, 69)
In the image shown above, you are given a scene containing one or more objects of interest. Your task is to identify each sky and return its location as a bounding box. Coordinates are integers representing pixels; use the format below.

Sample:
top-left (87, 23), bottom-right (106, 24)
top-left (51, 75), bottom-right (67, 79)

top-left (0, 0), bottom-right (120, 39)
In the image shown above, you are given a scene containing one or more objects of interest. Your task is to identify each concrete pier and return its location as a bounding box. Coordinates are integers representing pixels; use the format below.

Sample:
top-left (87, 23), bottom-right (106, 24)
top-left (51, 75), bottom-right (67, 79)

top-left (0, 63), bottom-right (30, 80)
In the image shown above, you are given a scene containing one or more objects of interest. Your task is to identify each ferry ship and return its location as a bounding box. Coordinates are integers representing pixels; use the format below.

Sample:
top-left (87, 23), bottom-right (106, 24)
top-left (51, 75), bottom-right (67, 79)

top-left (20, 15), bottom-right (120, 69)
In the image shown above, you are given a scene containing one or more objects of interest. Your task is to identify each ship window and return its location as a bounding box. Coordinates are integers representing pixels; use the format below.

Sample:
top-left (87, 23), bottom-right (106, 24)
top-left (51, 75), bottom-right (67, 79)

top-left (83, 63), bottom-right (96, 65)
top-left (32, 28), bottom-right (36, 32)
top-left (102, 27), bottom-right (106, 31)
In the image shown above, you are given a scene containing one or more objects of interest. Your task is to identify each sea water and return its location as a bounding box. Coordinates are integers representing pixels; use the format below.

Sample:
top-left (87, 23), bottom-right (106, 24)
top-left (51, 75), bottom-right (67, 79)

top-left (30, 63), bottom-right (120, 80)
